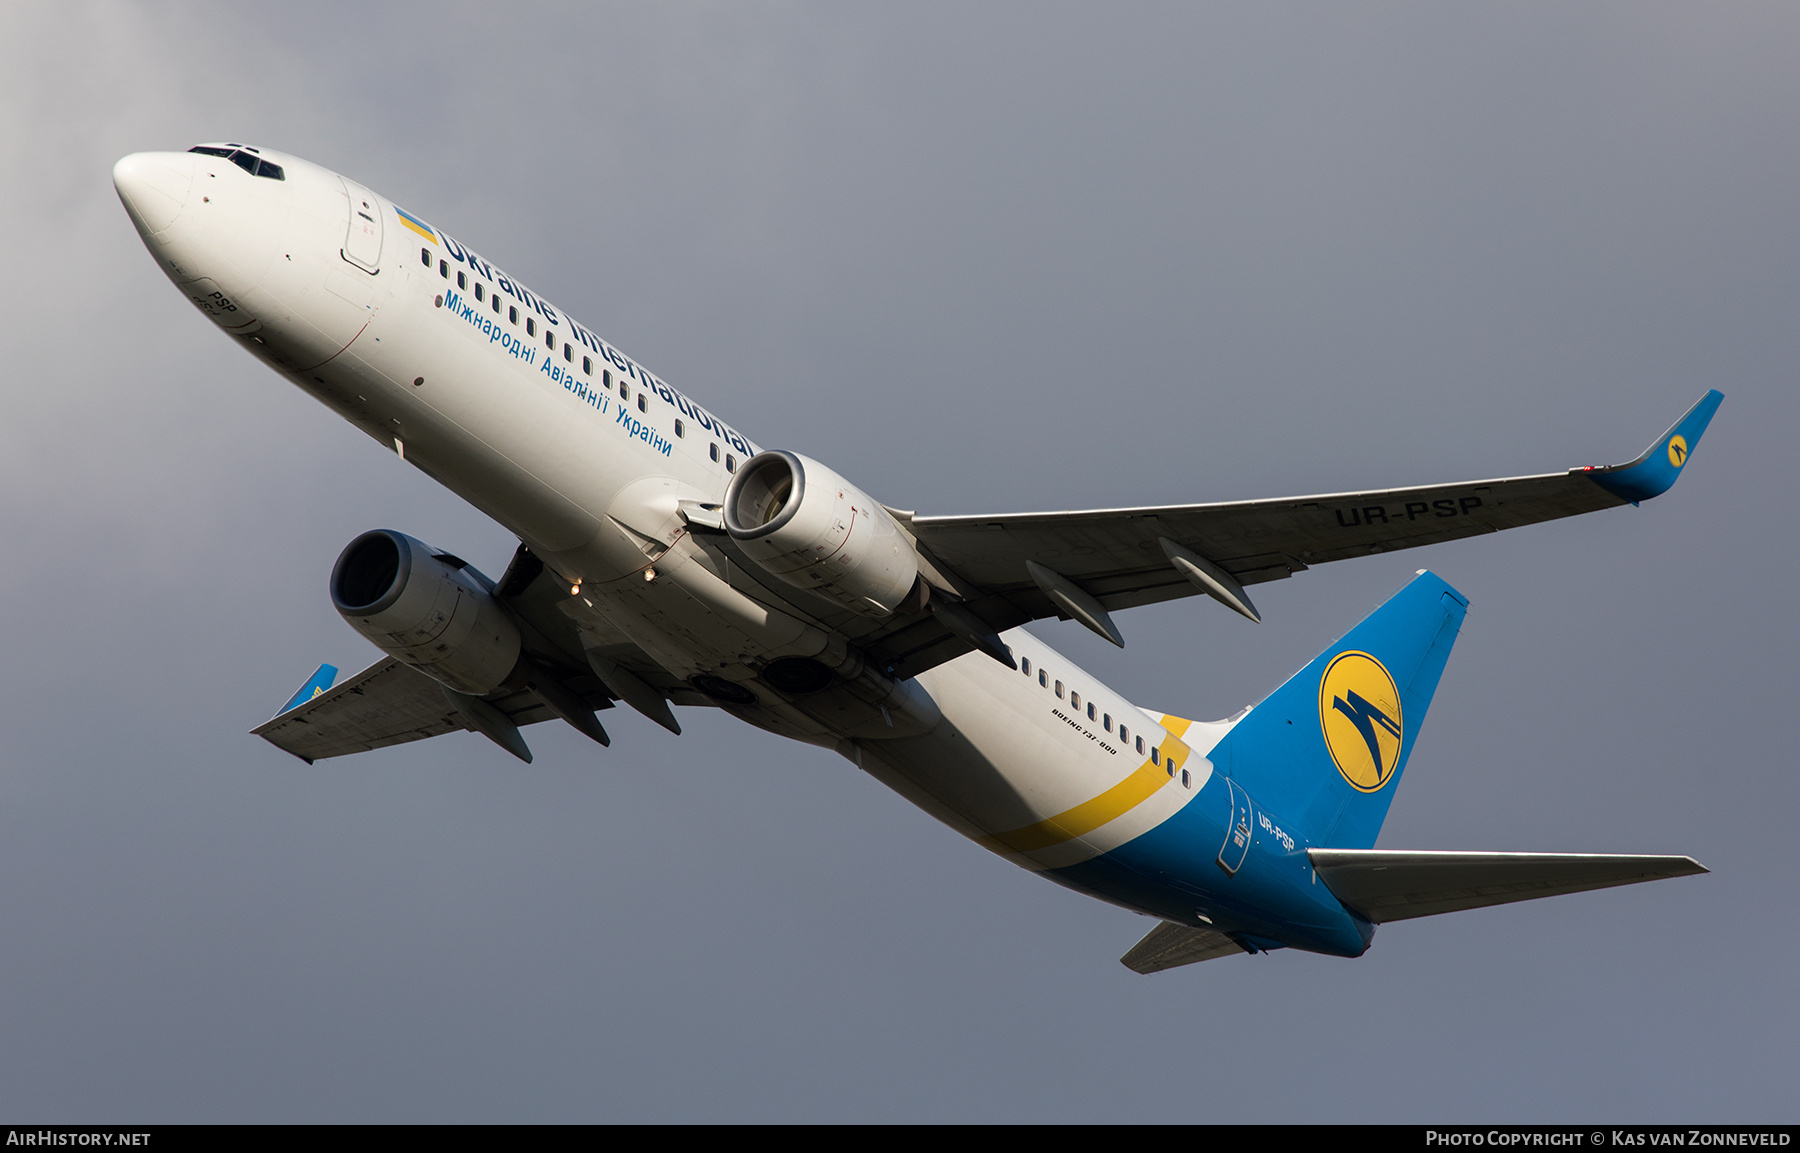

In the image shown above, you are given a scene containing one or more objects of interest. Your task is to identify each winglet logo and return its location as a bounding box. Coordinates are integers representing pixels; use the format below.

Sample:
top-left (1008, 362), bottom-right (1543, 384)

top-left (1668, 434), bottom-right (1689, 469)
top-left (1319, 651), bottom-right (1404, 792)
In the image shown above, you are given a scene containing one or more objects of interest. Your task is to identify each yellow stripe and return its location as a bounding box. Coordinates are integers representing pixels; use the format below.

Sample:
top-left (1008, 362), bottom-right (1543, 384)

top-left (398, 214), bottom-right (436, 242)
top-left (976, 715), bottom-right (1196, 855)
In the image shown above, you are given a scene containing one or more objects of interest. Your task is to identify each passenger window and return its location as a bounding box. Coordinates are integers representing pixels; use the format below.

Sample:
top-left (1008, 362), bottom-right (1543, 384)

top-left (420, 248), bottom-right (431, 267)
top-left (439, 260), bottom-right (448, 278)
top-left (474, 282), bottom-right (483, 301)
top-left (709, 443), bottom-right (719, 462)
top-left (1181, 769), bottom-right (1191, 789)
top-left (1087, 703), bottom-right (1096, 721)
top-left (1104, 714), bottom-right (1112, 732)
top-left (1055, 681), bottom-right (1064, 699)
top-left (491, 294), bottom-right (500, 313)
top-left (725, 455), bottom-right (736, 472)
top-left (582, 356), bottom-right (592, 374)
top-left (1135, 735), bottom-right (1144, 754)
top-left (603, 371), bottom-right (611, 389)
top-left (564, 343), bottom-right (572, 362)
top-left (674, 420), bottom-right (685, 437)
top-left (1166, 758), bottom-right (1177, 778)
top-left (620, 382), bottom-right (629, 400)
top-left (637, 395), bottom-right (647, 412)
top-left (457, 272), bottom-right (467, 289)
top-left (1070, 691), bottom-right (1081, 710)
top-left (1020, 658), bottom-right (1030, 676)
top-left (1038, 670), bottom-right (1047, 687)
top-left (1119, 725), bottom-right (1128, 745)
top-left (508, 305), bottom-right (518, 324)
top-left (526, 318), bottom-right (536, 337)
top-left (1151, 748), bottom-right (1160, 766)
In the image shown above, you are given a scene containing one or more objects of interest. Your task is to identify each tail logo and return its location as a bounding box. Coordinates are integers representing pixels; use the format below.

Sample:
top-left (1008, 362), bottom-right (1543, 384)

top-left (1668, 435), bottom-right (1689, 468)
top-left (1319, 650), bottom-right (1404, 792)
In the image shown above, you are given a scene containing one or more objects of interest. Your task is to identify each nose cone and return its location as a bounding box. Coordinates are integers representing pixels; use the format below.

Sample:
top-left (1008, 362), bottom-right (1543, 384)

top-left (113, 152), bottom-right (195, 235)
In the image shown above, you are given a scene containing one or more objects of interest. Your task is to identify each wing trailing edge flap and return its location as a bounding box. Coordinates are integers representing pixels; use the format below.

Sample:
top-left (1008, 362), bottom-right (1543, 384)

top-left (1120, 921), bottom-right (1250, 974)
top-left (1308, 849), bottom-right (1708, 924)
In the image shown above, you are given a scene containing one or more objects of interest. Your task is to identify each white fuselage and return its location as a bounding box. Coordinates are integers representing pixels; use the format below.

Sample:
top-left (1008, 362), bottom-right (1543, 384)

top-left (114, 145), bottom-right (1225, 904)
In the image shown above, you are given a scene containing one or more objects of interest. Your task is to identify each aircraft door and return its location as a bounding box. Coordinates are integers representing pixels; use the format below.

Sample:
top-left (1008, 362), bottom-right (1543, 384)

top-left (340, 176), bottom-right (384, 273)
top-left (1217, 778), bottom-right (1253, 875)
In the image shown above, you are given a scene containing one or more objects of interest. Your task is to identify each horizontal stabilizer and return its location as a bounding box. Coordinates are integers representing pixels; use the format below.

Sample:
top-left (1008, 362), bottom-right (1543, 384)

top-left (1309, 849), bottom-right (1707, 923)
top-left (1120, 921), bottom-right (1248, 974)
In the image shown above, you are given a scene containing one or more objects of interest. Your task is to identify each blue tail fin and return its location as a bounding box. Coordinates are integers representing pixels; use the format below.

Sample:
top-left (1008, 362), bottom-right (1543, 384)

top-left (1208, 572), bottom-right (1468, 849)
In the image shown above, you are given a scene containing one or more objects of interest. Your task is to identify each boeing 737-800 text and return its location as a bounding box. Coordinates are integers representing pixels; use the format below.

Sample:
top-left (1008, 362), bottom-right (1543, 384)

top-left (114, 143), bottom-right (1717, 972)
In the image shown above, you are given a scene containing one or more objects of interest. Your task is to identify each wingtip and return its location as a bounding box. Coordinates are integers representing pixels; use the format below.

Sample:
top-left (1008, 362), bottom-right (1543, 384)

top-left (1586, 389), bottom-right (1724, 504)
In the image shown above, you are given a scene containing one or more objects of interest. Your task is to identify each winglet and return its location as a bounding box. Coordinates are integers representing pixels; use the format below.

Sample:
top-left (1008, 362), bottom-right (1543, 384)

top-left (1585, 390), bottom-right (1723, 505)
top-left (275, 663), bottom-right (339, 717)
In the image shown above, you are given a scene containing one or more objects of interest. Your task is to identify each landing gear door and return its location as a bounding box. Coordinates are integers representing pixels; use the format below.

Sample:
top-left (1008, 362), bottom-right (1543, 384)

top-left (341, 177), bottom-right (384, 273)
top-left (1217, 778), bottom-right (1253, 876)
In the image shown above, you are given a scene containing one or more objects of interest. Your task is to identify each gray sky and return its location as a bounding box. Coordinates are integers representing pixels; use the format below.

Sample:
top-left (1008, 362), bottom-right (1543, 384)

top-left (1, 1), bottom-right (1794, 1121)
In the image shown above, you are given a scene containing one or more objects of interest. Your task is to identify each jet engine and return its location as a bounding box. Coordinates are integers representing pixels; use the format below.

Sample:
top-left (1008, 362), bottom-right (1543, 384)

top-left (723, 450), bottom-right (920, 617)
top-left (330, 529), bottom-right (523, 696)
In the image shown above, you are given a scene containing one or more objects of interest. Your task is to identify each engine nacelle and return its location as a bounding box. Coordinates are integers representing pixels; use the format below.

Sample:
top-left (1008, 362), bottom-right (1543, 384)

top-left (330, 530), bottom-right (523, 696)
top-left (723, 451), bottom-right (920, 617)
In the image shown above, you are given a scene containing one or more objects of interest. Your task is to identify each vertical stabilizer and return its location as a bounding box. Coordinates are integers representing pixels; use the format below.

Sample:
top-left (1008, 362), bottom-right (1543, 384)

top-left (1208, 571), bottom-right (1468, 849)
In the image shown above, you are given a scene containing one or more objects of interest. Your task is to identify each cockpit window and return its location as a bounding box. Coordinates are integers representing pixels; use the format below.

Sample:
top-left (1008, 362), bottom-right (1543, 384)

top-left (187, 145), bottom-right (284, 181)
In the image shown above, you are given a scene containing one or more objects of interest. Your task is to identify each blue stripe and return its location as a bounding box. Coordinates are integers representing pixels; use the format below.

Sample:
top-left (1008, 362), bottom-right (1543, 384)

top-left (1048, 773), bottom-right (1373, 957)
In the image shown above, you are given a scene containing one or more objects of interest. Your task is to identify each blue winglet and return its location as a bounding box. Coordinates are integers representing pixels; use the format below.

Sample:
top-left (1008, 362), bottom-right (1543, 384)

top-left (277, 663), bottom-right (339, 716)
top-left (1586, 390), bottom-right (1724, 505)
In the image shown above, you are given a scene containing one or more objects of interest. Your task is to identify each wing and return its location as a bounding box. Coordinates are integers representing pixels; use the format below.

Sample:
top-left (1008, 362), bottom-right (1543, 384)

top-left (251, 656), bottom-right (568, 762)
top-left (1120, 921), bottom-right (1249, 973)
top-left (251, 538), bottom-right (725, 763)
top-left (248, 654), bottom-right (623, 763)
top-left (1308, 849), bottom-right (1708, 923)
top-left (844, 391), bottom-right (1722, 677)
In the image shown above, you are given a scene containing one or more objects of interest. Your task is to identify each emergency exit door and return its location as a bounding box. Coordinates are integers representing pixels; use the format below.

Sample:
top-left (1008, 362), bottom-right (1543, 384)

top-left (340, 176), bottom-right (384, 273)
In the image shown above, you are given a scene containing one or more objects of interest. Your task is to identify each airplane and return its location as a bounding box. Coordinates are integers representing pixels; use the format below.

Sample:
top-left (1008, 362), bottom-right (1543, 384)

top-left (112, 143), bottom-right (1719, 973)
